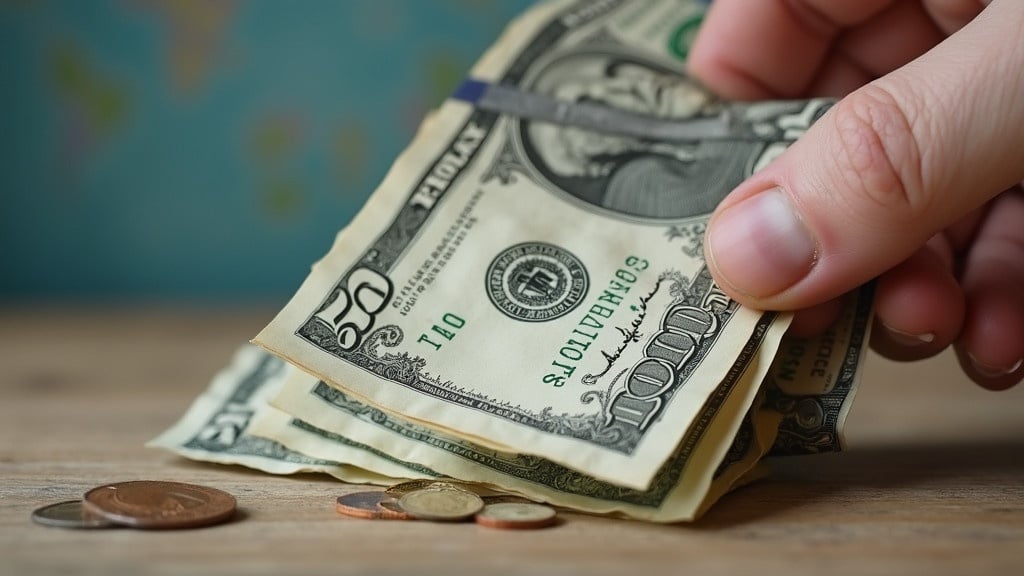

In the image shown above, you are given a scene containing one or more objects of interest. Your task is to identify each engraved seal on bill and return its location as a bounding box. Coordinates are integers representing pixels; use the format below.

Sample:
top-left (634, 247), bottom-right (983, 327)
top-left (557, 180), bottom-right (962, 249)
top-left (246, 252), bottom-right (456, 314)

top-left (486, 242), bottom-right (588, 322)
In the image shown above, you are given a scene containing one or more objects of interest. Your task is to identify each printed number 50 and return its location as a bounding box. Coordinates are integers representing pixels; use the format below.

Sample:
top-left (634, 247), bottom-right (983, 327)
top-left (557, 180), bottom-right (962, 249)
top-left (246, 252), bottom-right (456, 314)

top-left (313, 268), bottom-right (393, 350)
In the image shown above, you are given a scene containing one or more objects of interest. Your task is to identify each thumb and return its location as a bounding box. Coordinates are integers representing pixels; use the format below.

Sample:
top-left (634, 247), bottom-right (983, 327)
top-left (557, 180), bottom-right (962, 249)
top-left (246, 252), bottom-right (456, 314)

top-left (704, 0), bottom-right (1024, 310)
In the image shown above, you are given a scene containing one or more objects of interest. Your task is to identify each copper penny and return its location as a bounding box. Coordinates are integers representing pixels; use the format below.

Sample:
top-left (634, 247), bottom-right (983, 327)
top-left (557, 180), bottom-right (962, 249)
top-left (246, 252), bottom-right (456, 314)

top-left (31, 500), bottom-right (116, 529)
top-left (474, 503), bottom-right (557, 530)
top-left (376, 499), bottom-right (415, 520)
top-left (82, 481), bottom-right (236, 529)
top-left (335, 492), bottom-right (411, 520)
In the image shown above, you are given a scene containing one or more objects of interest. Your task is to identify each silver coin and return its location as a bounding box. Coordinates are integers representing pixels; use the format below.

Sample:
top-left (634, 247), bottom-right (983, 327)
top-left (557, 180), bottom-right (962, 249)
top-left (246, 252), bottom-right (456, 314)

top-left (31, 500), bottom-right (116, 529)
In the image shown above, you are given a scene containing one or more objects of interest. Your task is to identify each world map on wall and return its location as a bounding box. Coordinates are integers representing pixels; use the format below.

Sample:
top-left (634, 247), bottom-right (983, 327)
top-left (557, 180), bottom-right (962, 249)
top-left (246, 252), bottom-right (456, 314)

top-left (0, 0), bottom-right (535, 298)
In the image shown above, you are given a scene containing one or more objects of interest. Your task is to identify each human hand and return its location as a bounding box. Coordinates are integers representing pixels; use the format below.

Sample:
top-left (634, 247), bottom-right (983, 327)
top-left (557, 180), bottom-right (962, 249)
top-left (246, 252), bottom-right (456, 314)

top-left (688, 0), bottom-right (1024, 389)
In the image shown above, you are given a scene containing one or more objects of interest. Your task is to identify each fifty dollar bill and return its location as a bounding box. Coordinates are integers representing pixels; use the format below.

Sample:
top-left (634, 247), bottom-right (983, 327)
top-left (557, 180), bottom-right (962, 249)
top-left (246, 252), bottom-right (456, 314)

top-left (254, 0), bottom-right (836, 490)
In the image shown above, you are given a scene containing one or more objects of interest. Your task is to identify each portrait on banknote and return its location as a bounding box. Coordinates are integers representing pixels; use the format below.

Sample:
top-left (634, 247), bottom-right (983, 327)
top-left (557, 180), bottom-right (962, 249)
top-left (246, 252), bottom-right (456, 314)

top-left (517, 52), bottom-right (773, 220)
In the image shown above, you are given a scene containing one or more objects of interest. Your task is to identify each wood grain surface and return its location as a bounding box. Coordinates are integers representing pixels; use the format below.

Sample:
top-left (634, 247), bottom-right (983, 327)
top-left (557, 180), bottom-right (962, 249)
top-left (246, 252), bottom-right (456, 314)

top-left (1, 306), bottom-right (1022, 576)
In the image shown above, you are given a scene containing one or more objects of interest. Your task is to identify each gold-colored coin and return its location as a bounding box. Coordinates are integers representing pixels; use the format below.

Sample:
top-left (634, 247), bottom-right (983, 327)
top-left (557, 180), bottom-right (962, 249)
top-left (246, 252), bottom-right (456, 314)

top-left (474, 503), bottom-right (557, 530)
top-left (385, 479), bottom-right (500, 499)
top-left (397, 486), bottom-right (484, 522)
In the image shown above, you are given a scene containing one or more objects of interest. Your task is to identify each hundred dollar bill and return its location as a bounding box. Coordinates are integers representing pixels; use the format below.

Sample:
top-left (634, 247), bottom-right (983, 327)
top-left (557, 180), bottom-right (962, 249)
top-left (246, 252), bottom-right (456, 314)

top-left (147, 345), bottom-right (411, 485)
top-left (254, 314), bottom-right (785, 522)
top-left (254, 0), bottom-right (834, 489)
top-left (252, 289), bottom-right (869, 521)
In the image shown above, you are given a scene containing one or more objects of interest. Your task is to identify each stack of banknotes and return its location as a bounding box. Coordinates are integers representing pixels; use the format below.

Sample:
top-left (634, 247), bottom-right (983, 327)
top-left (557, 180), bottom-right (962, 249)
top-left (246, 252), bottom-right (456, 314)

top-left (151, 0), bottom-right (873, 522)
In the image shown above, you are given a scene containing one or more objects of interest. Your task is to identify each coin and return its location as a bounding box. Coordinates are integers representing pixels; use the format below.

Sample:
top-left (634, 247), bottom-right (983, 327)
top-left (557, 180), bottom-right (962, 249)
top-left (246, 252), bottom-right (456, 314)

top-left (31, 500), bottom-right (116, 529)
top-left (474, 503), bottom-right (558, 530)
top-left (376, 499), bottom-right (415, 519)
top-left (335, 492), bottom-right (411, 520)
top-left (385, 479), bottom-right (501, 498)
top-left (83, 481), bottom-right (236, 529)
top-left (398, 486), bottom-right (484, 522)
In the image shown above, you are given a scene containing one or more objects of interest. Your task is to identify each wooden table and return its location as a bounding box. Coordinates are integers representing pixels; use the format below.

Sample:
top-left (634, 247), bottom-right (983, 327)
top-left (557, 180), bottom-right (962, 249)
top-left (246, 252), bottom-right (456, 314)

top-left (2, 306), bottom-right (1022, 576)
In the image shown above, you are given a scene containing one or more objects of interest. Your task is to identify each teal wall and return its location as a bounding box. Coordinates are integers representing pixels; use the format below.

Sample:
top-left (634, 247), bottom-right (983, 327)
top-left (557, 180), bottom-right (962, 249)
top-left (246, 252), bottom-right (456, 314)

top-left (1, 0), bottom-right (535, 301)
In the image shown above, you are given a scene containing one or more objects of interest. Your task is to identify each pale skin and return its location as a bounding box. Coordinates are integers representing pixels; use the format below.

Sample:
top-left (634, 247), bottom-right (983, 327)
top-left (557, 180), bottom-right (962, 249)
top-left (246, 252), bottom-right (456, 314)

top-left (688, 0), bottom-right (1024, 389)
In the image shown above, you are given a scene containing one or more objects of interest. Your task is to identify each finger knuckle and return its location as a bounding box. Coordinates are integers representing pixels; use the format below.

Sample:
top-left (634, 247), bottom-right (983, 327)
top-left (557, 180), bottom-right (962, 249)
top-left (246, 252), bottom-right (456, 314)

top-left (830, 84), bottom-right (928, 219)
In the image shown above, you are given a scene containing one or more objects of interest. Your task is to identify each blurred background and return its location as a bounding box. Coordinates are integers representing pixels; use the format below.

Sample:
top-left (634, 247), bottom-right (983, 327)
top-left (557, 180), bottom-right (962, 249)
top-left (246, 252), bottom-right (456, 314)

top-left (1, 0), bottom-right (535, 303)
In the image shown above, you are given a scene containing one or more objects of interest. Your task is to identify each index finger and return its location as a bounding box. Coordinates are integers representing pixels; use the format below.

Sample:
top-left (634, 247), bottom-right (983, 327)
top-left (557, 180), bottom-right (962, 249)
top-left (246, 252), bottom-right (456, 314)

top-left (687, 0), bottom-right (894, 99)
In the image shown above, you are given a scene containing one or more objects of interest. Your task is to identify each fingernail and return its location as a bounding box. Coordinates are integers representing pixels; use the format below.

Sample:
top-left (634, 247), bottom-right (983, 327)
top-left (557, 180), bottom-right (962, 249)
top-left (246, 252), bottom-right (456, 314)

top-left (707, 188), bottom-right (817, 298)
top-left (968, 354), bottom-right (1023, 378)
top-left (881, 323), bottom-right (935, 347)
